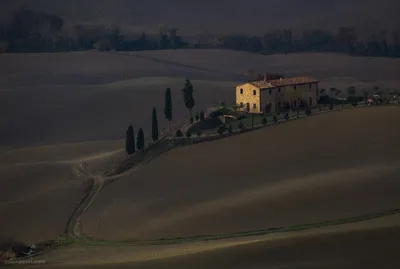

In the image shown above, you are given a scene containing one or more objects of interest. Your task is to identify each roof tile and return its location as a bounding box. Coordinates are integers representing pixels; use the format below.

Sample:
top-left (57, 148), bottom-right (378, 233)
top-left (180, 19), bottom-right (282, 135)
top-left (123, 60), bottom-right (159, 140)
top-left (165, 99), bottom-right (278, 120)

top-left (247, 77), bottom-right (318, 89)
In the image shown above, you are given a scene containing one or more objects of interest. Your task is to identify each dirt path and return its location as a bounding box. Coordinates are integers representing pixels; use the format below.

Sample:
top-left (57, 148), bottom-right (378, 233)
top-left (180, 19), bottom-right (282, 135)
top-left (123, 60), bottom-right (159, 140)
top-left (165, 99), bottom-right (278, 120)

top-left (67, 163), bottom-right (103, 237)
top-left (63, 104), bottom-right (395, 239)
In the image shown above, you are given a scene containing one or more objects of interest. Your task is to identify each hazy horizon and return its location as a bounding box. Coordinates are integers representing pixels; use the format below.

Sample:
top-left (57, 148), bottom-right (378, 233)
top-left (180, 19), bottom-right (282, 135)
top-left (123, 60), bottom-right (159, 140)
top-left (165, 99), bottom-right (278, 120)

top-left (0, 0), bottom-right (399, 35)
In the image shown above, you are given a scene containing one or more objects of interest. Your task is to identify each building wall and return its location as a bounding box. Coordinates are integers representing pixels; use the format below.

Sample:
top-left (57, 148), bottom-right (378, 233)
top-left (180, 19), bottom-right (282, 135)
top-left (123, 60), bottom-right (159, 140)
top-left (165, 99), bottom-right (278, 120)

top-left (260, 82), bottom-right (319, 113)
top-left (236, 83), bottom-right (261, 113)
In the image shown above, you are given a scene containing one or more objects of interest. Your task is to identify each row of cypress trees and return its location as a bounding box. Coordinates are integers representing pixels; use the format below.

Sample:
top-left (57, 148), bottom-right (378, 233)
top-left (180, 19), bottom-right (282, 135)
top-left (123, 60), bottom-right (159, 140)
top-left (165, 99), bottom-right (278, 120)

top-left (125, 79), bottom-right (195, 155)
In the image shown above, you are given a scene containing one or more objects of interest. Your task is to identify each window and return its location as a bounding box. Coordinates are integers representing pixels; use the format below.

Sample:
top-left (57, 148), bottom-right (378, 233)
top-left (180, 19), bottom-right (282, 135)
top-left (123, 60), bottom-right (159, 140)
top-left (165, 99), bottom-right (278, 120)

top-left (253, 103), bottom-right (257, 109)
top-left (240, 102), bottom-right (243, 107)
top-left (253, 90), bottom-right (257, 95)
top-left (240, 88), bottom-right (243, 94)
top-left (269, 89), bottom-right (272, 95)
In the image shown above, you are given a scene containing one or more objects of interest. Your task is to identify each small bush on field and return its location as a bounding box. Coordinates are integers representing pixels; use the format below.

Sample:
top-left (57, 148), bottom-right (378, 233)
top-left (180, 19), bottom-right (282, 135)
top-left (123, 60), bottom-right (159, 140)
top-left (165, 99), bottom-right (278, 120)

top-left (262, 117), bottom-right (267, 125)
top-left (186, 130), bottom-right (192, 138)
top-left (217, 124), bottom-right (227, 135)
top-left (238, 121), bottom-right (245, 131)
top-left (284, 112), bottom-right (289, 120)
top-left (228, 124), bottom-right (233, 133)
top-left (273, 115), bottom-right (278, 123)
top-left (197, 131), bottom-right (202, 137)
top-left (305, 109), bottom-right (312, 116)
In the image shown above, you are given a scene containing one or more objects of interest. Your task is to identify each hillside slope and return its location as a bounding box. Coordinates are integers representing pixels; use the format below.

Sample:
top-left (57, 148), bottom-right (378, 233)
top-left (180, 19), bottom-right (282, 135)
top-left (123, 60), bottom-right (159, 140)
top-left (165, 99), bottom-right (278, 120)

top-left (83, 106), bottom-right (400, 240)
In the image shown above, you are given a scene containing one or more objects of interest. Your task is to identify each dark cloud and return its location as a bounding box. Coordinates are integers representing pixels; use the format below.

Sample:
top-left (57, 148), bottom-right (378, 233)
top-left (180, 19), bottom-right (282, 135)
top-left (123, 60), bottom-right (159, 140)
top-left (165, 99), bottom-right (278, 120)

top-left (0, 0), bottom-right (398, 34)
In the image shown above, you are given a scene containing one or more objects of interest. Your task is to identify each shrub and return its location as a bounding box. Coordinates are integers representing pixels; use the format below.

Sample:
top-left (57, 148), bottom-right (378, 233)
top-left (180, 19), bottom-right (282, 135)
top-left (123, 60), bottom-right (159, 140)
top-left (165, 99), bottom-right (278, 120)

top-left (318, 95), bottom-right (330, 105)
top-left (176, 129), bottom-right (183, 137)
top-left (273, 115), bottom-right (278, 123)
top-left (262, 117), bottom-right (267, 126)
top-left (217, 124), bottom-right (226, 135)
top-left (190, 116), bottom-right (194, 124)
top-left (228, 124), bottom-right (233, 133)
top-left (197, 131), bottom-right (202, 137)
top-left (284, 112), bottom-right (289, 120)
top-left (238, 121), bottom-right (245, 131)
top-left (186, 130), bottom-right (192, 138)
top-left (318, 107), bottom-right (322, 111)
top-left (305, 109), bottom-right (312, 116)
top-left (352, 103), bottom-right (357, 107)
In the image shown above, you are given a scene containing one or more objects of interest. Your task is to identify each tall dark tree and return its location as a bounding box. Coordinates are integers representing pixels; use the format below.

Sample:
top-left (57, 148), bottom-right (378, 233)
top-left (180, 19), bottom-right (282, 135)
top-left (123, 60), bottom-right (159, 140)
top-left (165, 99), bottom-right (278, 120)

top-left (164, 88), bottom-right (173, 129)
top-left (182, 79), bottom-right (195, 117)
top-left (125, 125), bottom-right (135, 155)
top-left (137, 128), bottom-right (145, 151)
top-left (199, 110), bottom-right (205, 121)
top-left (152, 107), bottom-right (159, 141)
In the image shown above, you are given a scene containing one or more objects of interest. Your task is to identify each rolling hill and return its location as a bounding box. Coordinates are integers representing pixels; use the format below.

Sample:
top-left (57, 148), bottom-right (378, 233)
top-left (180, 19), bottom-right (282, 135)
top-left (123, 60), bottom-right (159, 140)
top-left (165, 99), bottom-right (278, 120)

top-left (82, 106), bottom-right (400, 240)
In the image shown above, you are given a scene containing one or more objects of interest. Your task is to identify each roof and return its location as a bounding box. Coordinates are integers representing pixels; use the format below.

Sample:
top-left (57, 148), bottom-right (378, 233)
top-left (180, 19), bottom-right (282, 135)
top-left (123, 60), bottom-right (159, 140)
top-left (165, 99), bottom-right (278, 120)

top-left (238, 77), bottom-right (319, 89)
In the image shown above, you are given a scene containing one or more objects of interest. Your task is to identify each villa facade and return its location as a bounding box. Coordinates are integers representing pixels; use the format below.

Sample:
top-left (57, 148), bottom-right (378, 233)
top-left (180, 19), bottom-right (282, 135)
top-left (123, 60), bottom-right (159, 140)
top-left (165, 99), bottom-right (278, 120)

top-left (236, 77), bottom-right (319, 114)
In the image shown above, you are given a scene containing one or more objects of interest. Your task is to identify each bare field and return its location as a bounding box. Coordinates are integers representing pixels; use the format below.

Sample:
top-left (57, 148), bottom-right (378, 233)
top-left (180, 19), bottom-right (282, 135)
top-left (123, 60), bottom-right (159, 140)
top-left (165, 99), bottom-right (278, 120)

top-left (0, 163), bottom-right (83, 244)
top-left (21, 214), bottom-right (400, 269)
top-left (0, 77), bottom-right (235, 150)
top-left (131, 50), bottom-right (400, 90)
top-left (83, 106), bottom-right (400, 240)
top-left (1, 50), bottom-right (400, 255)
top-left (1, 51), bottom-right (400, 149)
top-left (0, 140), bottom-right (123, 164)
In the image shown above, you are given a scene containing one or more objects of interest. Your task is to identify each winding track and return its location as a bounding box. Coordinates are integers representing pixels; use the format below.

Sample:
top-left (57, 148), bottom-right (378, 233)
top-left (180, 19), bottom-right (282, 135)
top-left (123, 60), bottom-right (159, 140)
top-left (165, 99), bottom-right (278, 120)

top-left (63, 103), bottom-right (394, 240)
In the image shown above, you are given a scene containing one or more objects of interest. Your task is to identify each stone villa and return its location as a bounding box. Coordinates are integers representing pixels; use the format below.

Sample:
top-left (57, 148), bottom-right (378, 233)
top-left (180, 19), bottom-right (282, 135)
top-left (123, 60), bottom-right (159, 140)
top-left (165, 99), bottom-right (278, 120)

top-left (236, 77), bottom-right (319, 114)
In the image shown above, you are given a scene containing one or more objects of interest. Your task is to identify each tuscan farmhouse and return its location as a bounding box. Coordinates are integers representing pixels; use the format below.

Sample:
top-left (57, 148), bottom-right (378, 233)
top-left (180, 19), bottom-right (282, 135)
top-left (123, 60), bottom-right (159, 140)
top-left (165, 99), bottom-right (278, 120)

top-left (236, 77), bottom-right (319, 114)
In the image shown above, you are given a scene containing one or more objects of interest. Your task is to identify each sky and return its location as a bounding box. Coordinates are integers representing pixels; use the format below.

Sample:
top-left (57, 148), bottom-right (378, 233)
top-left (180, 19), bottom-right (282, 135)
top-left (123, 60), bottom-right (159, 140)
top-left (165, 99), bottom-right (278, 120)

top-left (0, 0), bottom-right (399, 35)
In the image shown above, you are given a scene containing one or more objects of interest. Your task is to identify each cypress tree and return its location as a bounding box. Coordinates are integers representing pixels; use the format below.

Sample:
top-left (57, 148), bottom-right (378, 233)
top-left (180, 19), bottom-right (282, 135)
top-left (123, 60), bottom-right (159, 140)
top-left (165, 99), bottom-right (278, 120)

top-left (199, 110), bottom-right (205, 121)
top-left (137, 128), bottom-right (145, 151)
top-left (182, 79), bottom-right (195, 117)
top-left (152, 106), bottom-right (159, 141)
top-left (164, 88), bottom-right (173, 129)
top-left (125, 125), bottom-right (135, 155)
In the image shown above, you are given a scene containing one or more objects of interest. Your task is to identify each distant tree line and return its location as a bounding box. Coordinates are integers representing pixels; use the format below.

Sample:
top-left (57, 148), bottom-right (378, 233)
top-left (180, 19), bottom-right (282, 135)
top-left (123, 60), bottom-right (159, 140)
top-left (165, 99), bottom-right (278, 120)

top-left (1, 8), bottom-right (400, 58)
